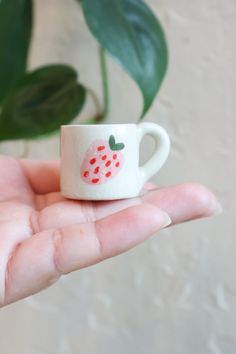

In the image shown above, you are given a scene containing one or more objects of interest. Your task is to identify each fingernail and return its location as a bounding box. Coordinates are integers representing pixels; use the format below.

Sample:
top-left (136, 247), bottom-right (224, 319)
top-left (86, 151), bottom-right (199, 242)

top-left (160, 212), bottom-right (172, 229)
top-left (211, 198), bottom-right (223, 215)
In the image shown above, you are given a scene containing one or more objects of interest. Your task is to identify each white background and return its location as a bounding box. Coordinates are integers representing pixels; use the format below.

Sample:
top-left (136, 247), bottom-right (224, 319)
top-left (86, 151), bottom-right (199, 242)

top-left (0, 0), bottom-right (235, 353)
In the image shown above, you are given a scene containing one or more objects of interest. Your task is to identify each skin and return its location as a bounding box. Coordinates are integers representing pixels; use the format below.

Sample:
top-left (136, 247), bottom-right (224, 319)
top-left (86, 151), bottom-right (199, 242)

top-left (0, 156), bottom-right (221, 307)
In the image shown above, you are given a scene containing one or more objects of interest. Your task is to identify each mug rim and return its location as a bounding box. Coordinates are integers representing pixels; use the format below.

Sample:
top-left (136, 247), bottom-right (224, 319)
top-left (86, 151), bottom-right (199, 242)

top-left (61, 123), bottom-right (136, 128)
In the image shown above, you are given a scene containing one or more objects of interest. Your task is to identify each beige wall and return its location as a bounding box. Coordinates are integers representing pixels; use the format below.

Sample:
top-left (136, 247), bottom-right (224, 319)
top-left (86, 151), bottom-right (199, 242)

top-left (0, 0), bottom-right (235, 353)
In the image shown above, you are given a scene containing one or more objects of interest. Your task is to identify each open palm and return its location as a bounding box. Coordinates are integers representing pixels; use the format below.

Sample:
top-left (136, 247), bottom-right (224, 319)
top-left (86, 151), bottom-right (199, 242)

top-left (0, 155), bottom-right (220, 307)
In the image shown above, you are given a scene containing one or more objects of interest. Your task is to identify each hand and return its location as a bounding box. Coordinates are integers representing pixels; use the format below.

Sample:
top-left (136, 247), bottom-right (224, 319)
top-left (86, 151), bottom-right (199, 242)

top-left (0, 156), bottom-right (221, 307)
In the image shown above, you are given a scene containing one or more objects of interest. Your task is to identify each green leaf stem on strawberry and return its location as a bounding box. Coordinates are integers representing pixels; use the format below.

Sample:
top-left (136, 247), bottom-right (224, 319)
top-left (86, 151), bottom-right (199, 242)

top-left (109, 135), bottom-right (125, 151)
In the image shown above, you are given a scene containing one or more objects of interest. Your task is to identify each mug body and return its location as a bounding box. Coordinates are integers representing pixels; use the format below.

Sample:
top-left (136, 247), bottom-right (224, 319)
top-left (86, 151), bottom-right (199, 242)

top-left (60, 124), bottom-right (142, 200)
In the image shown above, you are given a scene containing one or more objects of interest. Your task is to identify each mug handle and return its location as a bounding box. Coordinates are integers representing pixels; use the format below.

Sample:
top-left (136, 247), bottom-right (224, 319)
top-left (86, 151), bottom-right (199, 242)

top-left (137, 122), bottom-right (170, 185)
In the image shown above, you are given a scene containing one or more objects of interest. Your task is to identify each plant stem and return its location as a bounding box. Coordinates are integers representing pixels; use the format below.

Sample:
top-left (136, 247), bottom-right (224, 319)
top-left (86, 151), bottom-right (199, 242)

top-left (99, 46), bottom-right (109, 119)
top-left (86, 87), bottom-right (102, 118)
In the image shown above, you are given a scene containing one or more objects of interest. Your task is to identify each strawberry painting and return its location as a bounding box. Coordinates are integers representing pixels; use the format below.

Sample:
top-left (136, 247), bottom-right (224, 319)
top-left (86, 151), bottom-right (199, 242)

top-left (81, 135), bottom-right (125, 185)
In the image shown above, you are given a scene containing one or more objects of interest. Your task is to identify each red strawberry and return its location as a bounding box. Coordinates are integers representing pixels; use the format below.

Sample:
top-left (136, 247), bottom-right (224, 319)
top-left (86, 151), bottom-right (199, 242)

top-left (81, 135), bottom-right (125, 185)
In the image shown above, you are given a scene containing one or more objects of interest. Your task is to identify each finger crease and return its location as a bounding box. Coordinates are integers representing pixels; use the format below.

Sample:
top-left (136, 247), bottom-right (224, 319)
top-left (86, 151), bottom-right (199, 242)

top-left (80, 202), bottom-right (96, 223)
top-left (93, 222), bottom-right (105, 261)
top-left (52, 229), bottom-right (65, 276)
top-left (3, 242), bottom-right (22, 307)
top-left (29, 210), bottom-right (41, 234)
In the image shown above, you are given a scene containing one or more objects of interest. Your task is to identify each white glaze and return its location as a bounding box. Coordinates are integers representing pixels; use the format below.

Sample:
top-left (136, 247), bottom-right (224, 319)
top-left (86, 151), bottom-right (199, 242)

top-left (60, 123), bottom-right (170, 200)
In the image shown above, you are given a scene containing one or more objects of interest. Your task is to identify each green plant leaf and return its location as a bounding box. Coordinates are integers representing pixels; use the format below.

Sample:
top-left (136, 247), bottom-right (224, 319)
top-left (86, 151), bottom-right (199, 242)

top-left (0, 0), bottom-right (32, 104)
top-left (81, 0), bottom-right (168, 117)
top-left (0, 65), bottom-right (86, 141)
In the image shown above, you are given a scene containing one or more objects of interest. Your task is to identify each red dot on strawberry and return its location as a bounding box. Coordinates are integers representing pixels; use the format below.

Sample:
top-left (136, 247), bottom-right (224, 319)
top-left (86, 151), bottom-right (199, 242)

top-left (90, 158), bottom-right (96, 165)
top-left (115, 162), bottom-right (120, 168)
top-left (83, 171), bottom-right (89, 178)
top-left (97, 145), bottom-right (105, 151)
top-left (106, 171), bottom-right (111, 178)
top-left (105, 160), bottom-right (111, 167)
top-left (101, 155), bottom-right (107, 160)
top-left (92, 178), bottom-right (99, 184)
top-left (113, 154), bottom-right (117, 160)
top-left (94, 166), bottom-right (100, 174)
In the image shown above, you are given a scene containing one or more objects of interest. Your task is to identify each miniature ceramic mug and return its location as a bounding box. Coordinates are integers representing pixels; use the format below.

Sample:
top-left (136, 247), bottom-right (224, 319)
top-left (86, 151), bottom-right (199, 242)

top-left (60, 123), bottom-right (170, 200)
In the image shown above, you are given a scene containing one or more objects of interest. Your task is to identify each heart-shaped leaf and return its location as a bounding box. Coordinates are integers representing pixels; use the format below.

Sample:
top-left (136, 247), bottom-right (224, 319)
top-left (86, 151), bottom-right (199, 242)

top-left (0, 65), bottom-right (86, 141)
top-left (0, 0), bottom-right (32, 104)
top-left (109, 135), bottom-right (125, 151)
top-left (81, 0), bottom-right (168, 117)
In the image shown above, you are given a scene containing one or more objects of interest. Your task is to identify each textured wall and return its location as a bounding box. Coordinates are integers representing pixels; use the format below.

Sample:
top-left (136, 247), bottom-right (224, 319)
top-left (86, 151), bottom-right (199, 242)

top-left (0, 0), bottom-right (235, 353)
